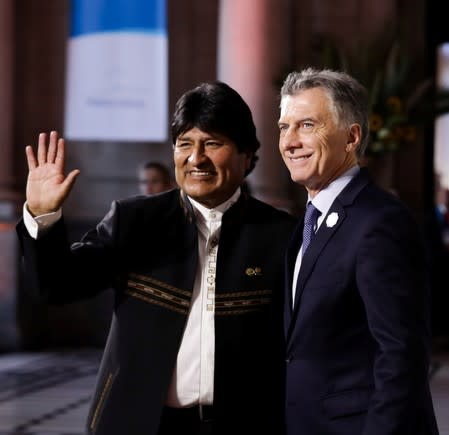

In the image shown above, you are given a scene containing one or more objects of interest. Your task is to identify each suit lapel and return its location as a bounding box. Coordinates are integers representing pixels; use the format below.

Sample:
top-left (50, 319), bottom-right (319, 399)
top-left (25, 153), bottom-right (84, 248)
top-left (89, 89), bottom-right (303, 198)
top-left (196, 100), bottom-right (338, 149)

top-left (285, 168), bottom-right (371, 344)
top-left (293, 203), bottom-right (346, 308)
top-left (285, 203), bottom-right (346, 342)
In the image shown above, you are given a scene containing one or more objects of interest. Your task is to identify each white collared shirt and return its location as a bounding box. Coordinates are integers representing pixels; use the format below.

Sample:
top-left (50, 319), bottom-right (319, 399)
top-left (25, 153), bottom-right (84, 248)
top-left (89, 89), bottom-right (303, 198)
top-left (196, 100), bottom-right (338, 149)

top-left (291, 166), bottom-right (359, 304)
top-left (165, 188), bottom-right (240, 406)
top-left (23, 187), bottom-right (241, 408)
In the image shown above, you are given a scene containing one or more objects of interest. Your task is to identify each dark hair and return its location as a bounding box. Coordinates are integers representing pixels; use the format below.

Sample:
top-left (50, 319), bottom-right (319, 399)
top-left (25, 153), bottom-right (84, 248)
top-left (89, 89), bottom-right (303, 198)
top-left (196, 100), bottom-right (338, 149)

top-left (171, 81), bottom-right (260, 175)
top-left (281, 67), bottom-right (369, 158)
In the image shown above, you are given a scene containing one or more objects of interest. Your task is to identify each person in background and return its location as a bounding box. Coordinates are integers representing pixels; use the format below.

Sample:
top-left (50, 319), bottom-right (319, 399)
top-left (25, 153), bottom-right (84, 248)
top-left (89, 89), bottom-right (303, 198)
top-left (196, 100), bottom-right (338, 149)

top-left (16, 81), bottom-right (296, 435)
top-left (435, 172), bottom-right (449, 241)
top-left (278, 67), bottom-right (438, 435)
top-left (138, 161), bottom-right (175, 195)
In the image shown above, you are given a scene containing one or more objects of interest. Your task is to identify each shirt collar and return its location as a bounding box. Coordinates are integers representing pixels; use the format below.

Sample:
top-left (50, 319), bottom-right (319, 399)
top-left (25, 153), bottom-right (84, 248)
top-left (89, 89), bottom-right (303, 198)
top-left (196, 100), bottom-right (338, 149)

top-left (309, 165), bottom-right (359, 218)
top-left (189, 187), bottom-right (241, 223)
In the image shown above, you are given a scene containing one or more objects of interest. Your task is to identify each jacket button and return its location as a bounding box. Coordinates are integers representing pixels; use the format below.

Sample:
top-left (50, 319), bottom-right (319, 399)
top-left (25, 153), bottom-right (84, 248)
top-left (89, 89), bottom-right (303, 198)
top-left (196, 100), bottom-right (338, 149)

top-left (285, 356), bottom-right (291, 363)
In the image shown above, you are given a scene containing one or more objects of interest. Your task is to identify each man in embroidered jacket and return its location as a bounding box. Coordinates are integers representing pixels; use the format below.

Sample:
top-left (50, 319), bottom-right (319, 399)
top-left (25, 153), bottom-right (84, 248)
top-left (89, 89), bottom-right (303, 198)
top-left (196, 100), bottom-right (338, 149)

top-left (16, 82), bottom-right (296, 435)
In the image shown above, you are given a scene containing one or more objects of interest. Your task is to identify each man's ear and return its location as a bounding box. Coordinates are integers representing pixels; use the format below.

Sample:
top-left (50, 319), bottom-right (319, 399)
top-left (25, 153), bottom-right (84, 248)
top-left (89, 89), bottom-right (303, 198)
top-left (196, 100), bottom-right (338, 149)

top-left (346, 124), bottom-right (361, 153)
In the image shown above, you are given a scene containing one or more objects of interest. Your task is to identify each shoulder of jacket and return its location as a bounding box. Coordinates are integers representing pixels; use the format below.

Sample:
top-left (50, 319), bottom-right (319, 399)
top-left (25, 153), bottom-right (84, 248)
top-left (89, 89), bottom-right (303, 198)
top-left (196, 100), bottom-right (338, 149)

top-left (246, 195), bottom-right (296, 223)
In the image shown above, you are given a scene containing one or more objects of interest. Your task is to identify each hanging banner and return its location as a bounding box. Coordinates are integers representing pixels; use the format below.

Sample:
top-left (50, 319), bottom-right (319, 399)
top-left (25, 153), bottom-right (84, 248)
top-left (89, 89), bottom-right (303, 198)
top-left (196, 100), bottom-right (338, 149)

top-left (64, 0), bottom-right (167, 141)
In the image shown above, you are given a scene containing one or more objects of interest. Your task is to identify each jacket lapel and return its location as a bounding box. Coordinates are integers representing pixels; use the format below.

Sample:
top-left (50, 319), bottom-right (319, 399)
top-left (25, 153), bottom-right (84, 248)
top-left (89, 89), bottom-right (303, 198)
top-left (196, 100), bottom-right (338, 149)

top-left (285, 168), bottom-right (371, 343)
top-left (293, 203), bottom-right (346, 309)
top-left (285, 203), bottom-right (346, 342)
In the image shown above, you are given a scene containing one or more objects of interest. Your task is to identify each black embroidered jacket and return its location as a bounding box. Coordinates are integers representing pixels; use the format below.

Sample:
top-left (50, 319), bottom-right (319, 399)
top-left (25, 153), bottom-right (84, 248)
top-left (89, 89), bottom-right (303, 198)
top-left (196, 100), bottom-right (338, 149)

top-left (16, 189), bottom-right (296, 435)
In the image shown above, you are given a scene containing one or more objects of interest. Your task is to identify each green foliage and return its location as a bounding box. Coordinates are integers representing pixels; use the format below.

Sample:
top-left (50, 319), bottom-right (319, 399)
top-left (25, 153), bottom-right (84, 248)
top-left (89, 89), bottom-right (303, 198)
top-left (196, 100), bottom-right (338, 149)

top-left (318, 33), bottom-right (431, 155)
top-left (277, 31), bottom-right (449, 156)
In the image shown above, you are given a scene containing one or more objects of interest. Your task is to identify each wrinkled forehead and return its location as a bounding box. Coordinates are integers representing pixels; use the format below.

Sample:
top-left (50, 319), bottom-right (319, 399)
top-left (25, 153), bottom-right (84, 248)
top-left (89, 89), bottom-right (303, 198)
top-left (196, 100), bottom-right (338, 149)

top-left (280, 88), bottom-right (338, 121)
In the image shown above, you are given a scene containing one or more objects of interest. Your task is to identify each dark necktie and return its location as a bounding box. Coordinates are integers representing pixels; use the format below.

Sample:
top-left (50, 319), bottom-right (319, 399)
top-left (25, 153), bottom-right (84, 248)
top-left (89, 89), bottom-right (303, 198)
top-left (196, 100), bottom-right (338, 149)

top-left (302, 202), bottom-right (320, 257)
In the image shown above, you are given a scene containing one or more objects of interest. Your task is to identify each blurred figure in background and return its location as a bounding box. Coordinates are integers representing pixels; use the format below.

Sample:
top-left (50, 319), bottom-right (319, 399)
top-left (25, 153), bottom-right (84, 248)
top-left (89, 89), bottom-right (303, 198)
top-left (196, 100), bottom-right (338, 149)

top-left (138, 161), bottom-right (175, 195)
top-left (435, 172), bottom-right (449, 245)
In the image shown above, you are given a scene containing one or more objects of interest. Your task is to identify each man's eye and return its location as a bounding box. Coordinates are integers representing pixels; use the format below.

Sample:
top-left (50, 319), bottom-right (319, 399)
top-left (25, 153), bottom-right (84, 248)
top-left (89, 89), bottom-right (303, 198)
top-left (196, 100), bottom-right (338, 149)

top-left (206, 141), bottom-right (221, 147)
top-left (176, 142), bottom-right (190, 148)
top-left (303, 122), bottom-right (313, 129)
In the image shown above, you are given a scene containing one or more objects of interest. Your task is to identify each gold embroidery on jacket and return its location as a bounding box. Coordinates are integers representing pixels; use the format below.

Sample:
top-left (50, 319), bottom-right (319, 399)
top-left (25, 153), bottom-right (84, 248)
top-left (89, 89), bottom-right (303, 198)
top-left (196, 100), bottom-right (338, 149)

top-left (125, 273), bottom-right (191, 315)
top-left (215, 289), bottom-right (272, 315)
top-left (90, 368), bottom-right (119, 432)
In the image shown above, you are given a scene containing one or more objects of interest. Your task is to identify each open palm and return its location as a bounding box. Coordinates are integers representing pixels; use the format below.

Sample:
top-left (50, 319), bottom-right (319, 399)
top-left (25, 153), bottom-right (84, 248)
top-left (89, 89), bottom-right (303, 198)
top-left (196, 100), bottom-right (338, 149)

top-left (26, 131), bottom-right (80, 216)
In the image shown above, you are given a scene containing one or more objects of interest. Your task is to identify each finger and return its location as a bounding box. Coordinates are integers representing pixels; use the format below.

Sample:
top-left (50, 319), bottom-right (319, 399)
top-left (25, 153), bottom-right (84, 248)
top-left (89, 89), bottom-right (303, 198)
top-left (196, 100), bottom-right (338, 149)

top-left (37, 132), bottom-right (48, 165)
top-left (54, 137), bottom-right (65, 171)
top-left (47, 130), bottom-right (58, 163)
top-left (25, 145), bottom-right (37, 170)
top-left (62, 169), bottom-right (81, 191)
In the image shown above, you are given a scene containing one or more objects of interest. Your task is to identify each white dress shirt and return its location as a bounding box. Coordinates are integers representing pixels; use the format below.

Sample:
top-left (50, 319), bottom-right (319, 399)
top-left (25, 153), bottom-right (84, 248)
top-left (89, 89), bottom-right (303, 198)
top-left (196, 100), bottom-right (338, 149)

top-left (23, 188), bottom-right (241, 408)
top-left (291, 166), bottom-right (359, 304)
top-left (165, 188), bottom-right (239, 407)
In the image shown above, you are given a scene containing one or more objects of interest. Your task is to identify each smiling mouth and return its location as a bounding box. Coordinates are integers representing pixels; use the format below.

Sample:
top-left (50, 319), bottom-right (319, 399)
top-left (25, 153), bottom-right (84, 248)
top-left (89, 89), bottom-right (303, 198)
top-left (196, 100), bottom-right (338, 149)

top-left (187, 170), bottom-right (216, 177)
top-left (288, 154), bottom-right (312, 162)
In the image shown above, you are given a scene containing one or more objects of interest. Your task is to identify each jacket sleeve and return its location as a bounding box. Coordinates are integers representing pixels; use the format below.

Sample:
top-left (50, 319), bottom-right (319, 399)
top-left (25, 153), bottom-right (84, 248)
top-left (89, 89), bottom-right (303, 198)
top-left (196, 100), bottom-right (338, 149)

top-left (356, 204), bottom-right (432, 435)
top-left (16, 200), bottom-right (123, 304)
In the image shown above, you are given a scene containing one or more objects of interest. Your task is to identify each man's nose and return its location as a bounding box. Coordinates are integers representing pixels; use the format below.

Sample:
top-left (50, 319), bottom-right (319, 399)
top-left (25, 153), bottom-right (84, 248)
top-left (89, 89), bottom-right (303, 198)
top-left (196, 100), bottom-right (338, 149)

top-left (280, 129), bottom-right (301, 152)
top-left (188, 144), bottom-right (207, 165)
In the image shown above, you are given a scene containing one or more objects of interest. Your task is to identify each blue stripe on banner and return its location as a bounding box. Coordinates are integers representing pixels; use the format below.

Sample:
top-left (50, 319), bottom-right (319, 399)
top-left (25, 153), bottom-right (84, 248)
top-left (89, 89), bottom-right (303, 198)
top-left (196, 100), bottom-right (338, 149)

top-left (71, 0), bottom-right (166, 36)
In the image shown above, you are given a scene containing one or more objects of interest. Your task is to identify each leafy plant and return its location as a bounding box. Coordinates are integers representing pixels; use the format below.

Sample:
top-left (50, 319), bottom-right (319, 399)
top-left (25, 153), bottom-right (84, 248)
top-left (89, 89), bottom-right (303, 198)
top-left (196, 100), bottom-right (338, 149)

top-left (277, 31), bottom-right (449, 156)
top-left (318, 33), bottom-right (433, 156)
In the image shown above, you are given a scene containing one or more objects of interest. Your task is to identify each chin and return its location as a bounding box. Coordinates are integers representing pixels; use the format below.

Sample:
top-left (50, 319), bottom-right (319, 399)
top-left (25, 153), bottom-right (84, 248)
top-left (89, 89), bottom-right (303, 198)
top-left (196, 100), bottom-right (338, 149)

top-left (187, 189), bottom-right (214, 201)
top-left (290, 173), bottom-right (305, 183)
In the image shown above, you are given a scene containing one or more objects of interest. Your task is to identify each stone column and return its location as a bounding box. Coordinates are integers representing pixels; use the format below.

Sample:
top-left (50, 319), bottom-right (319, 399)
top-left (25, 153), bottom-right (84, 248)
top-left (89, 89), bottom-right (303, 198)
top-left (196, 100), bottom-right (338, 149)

top-left (217, 0), bottom-right (295, 211)
top-left (0, 0), bottom-right (17, 217)
top-left (0, 0), bottom-right (20, 351)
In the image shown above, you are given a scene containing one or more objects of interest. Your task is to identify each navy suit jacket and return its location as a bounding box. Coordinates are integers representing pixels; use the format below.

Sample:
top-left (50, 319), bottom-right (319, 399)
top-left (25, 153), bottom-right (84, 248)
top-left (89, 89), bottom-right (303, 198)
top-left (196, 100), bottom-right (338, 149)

top-left (16, 189), bottom-right (296, 435)
top-left (284, 168), bottom-right (439, 435)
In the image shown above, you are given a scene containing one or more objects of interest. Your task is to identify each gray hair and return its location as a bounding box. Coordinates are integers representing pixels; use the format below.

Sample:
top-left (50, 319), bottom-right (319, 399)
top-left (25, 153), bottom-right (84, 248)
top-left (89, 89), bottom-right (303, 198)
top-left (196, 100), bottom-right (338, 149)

top-left (280, 67), bottom-right (369, 158)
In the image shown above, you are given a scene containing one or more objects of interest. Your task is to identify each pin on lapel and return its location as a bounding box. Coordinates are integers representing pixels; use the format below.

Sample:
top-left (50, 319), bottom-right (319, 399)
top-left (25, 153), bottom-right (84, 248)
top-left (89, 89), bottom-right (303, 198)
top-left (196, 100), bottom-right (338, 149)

top-left (245, 267), bottom-right (262, 276)
top-left (326, 212), bottom-right (339, 228)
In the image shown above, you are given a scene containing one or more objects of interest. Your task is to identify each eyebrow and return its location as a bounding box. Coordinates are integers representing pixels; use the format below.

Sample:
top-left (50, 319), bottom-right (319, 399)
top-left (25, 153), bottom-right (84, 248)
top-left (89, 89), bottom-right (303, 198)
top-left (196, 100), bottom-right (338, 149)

top-left (176, 133), bottom-right (224, 142)
top-left (176, 134), bottom-right (193, 141)
top-left (277, 117), bottom-right (315, 126)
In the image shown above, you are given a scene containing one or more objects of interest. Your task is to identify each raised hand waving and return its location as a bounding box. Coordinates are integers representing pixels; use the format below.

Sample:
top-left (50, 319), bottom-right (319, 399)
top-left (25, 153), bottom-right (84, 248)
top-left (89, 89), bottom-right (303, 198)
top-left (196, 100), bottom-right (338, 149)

top-left (25, 131), bottom-right (80, 216)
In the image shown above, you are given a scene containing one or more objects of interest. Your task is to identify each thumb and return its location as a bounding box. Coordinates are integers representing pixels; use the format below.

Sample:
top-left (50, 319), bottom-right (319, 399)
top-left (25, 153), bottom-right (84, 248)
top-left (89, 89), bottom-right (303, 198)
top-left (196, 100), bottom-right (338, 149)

top-left (61, 169), bottom-right (81, 191)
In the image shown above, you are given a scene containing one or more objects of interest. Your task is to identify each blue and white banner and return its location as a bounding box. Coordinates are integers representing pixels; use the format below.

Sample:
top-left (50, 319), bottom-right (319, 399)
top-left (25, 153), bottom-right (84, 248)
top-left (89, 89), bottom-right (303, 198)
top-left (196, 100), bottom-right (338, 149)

top-left (64, 0), bottom-right (167, 141)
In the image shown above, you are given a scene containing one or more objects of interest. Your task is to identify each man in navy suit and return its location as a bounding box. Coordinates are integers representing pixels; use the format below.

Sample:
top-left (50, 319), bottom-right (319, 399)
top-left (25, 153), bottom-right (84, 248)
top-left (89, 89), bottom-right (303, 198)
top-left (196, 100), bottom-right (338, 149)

top-left (16, 82), bottom-right (295, 435)
top-left (277, 67), bottom-right (439, 434)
